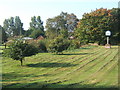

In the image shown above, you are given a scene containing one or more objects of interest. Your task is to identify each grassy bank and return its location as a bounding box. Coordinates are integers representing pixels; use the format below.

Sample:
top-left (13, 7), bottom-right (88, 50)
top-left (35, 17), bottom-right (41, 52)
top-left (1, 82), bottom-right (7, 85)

top-left (2, 45), bottom-right (118, 88)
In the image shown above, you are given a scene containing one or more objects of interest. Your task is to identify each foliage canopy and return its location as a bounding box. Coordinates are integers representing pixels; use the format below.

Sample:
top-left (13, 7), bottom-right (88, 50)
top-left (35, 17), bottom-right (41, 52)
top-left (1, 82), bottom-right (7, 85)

top-left (3, 39), bottom-right (38, 65)
top-left (48, 36), bottom-right (70, 54)
top-left (75, 8), bottom-right (120, 45)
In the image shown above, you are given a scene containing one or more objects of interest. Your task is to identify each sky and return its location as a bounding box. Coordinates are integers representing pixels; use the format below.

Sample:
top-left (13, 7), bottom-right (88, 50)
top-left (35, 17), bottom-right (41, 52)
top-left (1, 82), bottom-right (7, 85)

top-left (0, 0), bottom-right (119, 30)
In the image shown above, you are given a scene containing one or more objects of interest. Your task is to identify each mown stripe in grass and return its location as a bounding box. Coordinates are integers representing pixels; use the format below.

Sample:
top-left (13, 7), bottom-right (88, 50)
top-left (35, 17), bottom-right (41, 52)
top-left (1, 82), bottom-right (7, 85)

top-left (21, 46), bottom-right (100, 79)
top-left (46, 47), bottom-right (117, 87)
top-left (38, 47), bottom-right (103, 81)
top-left (64, 57), bottom-right (117, 88)
top-left (2, 46), bottom-right (118, 88)
top-left (40, 48), bottom-right (109, 85)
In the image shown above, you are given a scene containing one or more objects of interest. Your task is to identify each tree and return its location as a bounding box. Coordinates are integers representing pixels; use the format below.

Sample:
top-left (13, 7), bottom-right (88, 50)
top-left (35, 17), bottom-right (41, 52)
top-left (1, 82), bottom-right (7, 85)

top-left (29, 16), bottom-right (45, 38)
top-left (3, 39), bottom-right (39, 66)
top-left (66, 13), bottom-right (79, 33)
top-left (24, 29), bottom-right (33, 37)
top-left (0, 25), bottom-right (7, 43)
top-left (110, 8), bottom-right (120, 44)
top-left (3, 18), bottom-right (14, 37)
top-left (48, 36), bottom-right (70, 54)
top-left (14, 16), bottom-right (24, 36)
top-left (30, 30), bottom-right (44, 39)
top-left (45, 12), bottom-right (78, 39)
top-left (3, 16), bottom-right (24, 37)
top-left (45, 15), bottom-right (67, 39)
top-left (75, 8), bottom-right (120, 45)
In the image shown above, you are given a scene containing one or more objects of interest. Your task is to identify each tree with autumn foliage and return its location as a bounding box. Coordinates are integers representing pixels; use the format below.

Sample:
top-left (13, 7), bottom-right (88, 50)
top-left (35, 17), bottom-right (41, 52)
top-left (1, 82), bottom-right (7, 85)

top-left (75, 8), bottom-right (120, 45)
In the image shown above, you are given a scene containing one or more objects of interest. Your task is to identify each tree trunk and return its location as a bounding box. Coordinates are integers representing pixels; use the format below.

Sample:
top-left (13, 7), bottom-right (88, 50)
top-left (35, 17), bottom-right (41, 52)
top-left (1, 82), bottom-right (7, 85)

top-left (5, 44), bottom-right (6, 49)
top-left (20, 59), bottom-right (23, 66)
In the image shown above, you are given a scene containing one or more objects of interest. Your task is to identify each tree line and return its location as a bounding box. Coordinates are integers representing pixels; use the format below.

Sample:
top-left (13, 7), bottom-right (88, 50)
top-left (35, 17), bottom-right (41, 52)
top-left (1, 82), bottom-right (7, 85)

top-left (2, 8), bottom-right (120, 66)
top-left (1, 8), bottom-right (120, 45)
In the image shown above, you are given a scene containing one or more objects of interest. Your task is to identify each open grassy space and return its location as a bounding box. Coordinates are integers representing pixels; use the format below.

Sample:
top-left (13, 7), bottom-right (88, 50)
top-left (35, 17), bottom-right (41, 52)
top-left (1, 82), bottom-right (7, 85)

top-left (0, 46), bottom-right (5, 53)
top-left (0, 45), bottom-right (8, 54)
top-left (2, 45), bottom-right (118, 88)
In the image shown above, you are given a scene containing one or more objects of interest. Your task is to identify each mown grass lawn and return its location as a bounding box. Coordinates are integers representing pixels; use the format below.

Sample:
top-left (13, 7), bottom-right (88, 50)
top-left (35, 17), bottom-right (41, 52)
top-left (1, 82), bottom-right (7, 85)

top-left (2, 45), bottom-right (118, 88)
top-left (0, 45), bottom-right (8, 54)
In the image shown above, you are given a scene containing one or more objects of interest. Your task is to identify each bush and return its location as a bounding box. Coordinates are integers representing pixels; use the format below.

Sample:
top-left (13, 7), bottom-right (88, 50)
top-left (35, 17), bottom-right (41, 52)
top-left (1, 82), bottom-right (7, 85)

top-left (68, 39), bottom-right (80, 50)
top-left (3, 39), bottom-right (39, 65)
top-left (48, 36), bottom-right (70, 54)
top-left (23, 43), bottom-right (39, 56)
top-left (37, 40), bottom-right (47, 52)
top-left (27, 39), bottom-right (47, 53)
top-left (3, 48), bottom-right (11, 57)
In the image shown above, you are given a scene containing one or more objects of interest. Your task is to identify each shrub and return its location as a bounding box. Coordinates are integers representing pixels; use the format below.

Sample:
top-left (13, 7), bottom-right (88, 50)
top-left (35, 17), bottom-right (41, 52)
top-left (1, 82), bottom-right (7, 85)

top-left (27, 39), bottom-right (47, 53)
top-left (3, 48), bottom-right (11, 57)
top-left (37, 40), bottom-right (47, 52)
top-left (23, 43), bottom-right (39, 56)
top-left (68, 39), bottom-right (80, 50)
top-left (48, 36), bottom-right (70, 54)
top-left (3, 39), bottom-right (39, 66)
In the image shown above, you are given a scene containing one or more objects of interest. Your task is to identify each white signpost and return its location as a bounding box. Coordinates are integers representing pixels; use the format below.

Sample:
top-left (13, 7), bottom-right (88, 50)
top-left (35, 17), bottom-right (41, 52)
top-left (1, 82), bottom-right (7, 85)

top-left (105, 31), bottom-right (111, 48)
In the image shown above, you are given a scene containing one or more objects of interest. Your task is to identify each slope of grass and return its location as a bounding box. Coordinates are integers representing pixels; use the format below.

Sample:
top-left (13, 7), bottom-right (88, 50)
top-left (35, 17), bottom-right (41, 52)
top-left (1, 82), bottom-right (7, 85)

top-left (2, 45), bottom-right (118, 88)
top-left (0, 45), bottom-right (9, 53)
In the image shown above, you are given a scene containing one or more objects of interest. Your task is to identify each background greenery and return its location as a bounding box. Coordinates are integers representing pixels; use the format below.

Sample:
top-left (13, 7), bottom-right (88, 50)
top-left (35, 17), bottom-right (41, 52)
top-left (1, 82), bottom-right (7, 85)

top-left (1, 8), bottom-right (119, 45)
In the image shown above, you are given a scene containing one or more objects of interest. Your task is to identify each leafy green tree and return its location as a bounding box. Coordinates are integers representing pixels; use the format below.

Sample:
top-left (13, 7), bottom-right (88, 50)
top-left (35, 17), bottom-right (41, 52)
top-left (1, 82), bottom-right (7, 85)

top-left (3, 39), bottom-right (39, 66)
top-left (3, 16), bottom-right (24, 37)
top-left (45, 15), bottom-right (66, 38)
top-left (30, 30), bottom-right (44, 39)
top-left (29, 16), bottom-right (44, 38)
top-left (75, 8), bottom-right (120, 45)
top-left (24, 29), bottom-right (33, 37)
top-left (59, 29), bottom-right (68, 38)
top-left (45, 12), bottom-right (78, 39)
top-left (0, 25), bottom-right (7, 43)
top-left (68, 39), bottom-right (81, 50)
top-left (3, 18), bottom-right (14, 37)
top-left (48, 36), bottom-right (70, 54)
top-left (110, 8), bottom-right (120, 44)
top-left (38, 40), bottom-right (47, 52)
top-left (14, 16), bottom-right (24, 36)
top-left (66, 13), bottom-right (79, 33)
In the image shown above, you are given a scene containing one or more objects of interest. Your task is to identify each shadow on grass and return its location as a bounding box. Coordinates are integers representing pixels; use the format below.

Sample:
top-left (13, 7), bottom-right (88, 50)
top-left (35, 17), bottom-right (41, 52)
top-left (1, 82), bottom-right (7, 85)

top-left (2, 80), bottom-right (118, 90)
top-left (58, 53), bottom-right (93, 55)
top-left (2, 72), bottom-right (36, 81)
top-left (26, 62), bottom-right (78, 68)
top-left (2, 73), bottom-right (28, 82)
top-left (2, 72), bottom-right (19, 80)
top-left (80, 47), bottom-right (91, 49)
top-left (2, 73), bottom-right (118, 89)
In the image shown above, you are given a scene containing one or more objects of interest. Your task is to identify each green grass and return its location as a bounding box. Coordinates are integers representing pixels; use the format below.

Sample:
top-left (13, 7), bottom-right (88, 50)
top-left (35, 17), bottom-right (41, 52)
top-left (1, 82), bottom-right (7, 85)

top-left (0, 45), bottom-right (9, 53)
top-left (2, 45), bottom-right (118, 88)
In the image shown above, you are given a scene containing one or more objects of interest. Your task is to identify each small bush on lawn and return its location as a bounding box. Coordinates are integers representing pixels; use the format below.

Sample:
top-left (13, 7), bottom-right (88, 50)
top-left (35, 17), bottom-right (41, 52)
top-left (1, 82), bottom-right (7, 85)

top-left (28, 39), bottom-right (48, 53)
top-left (68, 39), bottom-right (81, 50)
top-left (37, 40), bottom-right (47, 52)
top-left (48, 36), bottom-right (70, 54)
top-left (3, 39), bottom-right (39, 66)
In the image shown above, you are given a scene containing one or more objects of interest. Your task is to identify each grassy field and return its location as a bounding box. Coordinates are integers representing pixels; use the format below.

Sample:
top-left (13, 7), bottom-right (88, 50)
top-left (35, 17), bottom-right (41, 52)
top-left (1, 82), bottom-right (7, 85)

top-left (0, 45), bottom-right (5, 53)
top-left (0, 45), bottom-right (9, 54)
top-left (2, 45), bottom-right (118, 88)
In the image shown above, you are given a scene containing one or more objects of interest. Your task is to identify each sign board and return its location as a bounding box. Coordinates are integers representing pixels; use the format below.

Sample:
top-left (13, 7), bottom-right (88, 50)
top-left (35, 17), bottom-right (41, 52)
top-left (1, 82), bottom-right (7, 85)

top-left (105, 31), bottom-right (111, 36)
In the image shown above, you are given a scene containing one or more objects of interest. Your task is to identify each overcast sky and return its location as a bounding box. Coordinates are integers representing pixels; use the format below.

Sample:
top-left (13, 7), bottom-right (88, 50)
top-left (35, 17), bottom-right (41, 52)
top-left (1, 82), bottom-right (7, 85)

top-left (0, 0), bottom-right (119, 30)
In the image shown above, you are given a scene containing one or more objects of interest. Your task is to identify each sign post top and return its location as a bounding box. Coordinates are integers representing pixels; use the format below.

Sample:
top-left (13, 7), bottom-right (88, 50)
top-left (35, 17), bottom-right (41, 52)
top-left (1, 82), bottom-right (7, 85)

top-left (105, 31), bottom-right (111, 36)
